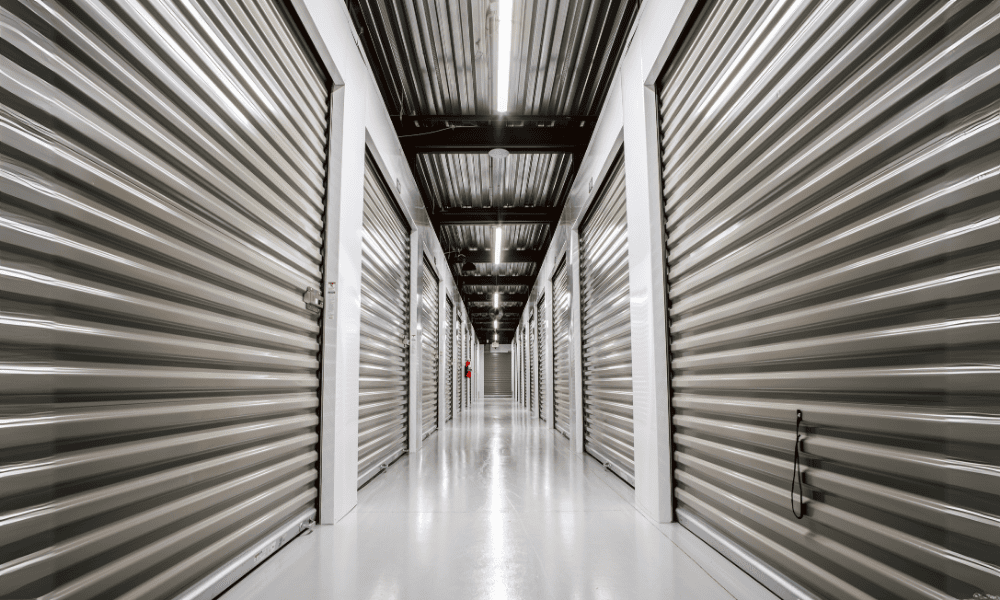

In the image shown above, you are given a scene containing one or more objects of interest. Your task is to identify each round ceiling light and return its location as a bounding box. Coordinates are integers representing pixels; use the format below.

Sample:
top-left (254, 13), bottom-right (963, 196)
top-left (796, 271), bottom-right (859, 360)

top-left (488, 148), bottom-right (510, 160)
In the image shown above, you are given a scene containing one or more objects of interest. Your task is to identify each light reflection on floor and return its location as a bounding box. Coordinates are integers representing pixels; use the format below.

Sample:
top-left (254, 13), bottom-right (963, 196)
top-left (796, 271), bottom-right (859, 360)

top-left (220, 398), bottom-right (778, 600)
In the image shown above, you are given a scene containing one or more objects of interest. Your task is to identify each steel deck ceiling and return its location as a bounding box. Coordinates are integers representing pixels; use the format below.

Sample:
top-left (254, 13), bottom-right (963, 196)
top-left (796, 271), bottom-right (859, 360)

top-left (346, 0), bottom-right (639, 341)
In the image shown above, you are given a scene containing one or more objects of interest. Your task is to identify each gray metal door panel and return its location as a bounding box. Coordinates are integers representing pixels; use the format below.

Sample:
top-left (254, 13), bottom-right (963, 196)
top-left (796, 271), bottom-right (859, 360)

top-left (528, 315), bottom-right (537, 412)
top-left (484, 351), bottom-right (512, 396)
top-left (579, 154), bottom-right (634, 485)
top-left (358, 155), bottom-right (410, 487)
top-left (420, 258), bottom-right (440, 438)
top-left (445, 297), bottom-right (454, 421)
top-left (657, 1), bottom-right (1000, 598)
top-left (552, 256), bottom-right (572, 438)
top-left (0, 0), bottom-right (329, 596)
top-left (457, 318), bottom-right (464, 413)
top-left (467, 325), bottom-right (472, 405)
top-left (517, 329), bottom-right (526, 406)
top-left (536, 294), bottom-right (546, 421)
top-left (523, 328), bottom-right (529, 407)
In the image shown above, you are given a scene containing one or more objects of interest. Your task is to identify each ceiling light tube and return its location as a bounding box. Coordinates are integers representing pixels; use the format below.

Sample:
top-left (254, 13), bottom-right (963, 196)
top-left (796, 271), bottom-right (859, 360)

top-left (494, 320), bottom-right (498, 329)
top-left (496, 0), bottom-right (512, 113)
top-left (494, 226), bottom-right (503, 264)
top-left (493, 291), bottom-right (499, 308)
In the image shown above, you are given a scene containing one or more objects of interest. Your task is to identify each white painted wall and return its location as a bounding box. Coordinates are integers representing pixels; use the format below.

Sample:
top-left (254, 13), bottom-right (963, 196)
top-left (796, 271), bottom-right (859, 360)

top-left (515, 0), bottom-right (701, 523)
top-left (292, 0), bottom-right (471, 524)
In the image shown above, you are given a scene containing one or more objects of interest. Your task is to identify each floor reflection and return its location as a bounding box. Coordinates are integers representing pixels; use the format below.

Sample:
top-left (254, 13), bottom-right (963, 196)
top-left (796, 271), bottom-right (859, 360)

top-left (220, 398), bottom-right (777, 600)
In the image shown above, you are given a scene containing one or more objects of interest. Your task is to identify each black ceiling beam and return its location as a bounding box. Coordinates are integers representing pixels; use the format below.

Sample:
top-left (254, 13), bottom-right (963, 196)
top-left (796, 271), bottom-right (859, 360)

top-left (396, 115), bottom-right (596, 126)
top-left (463, 292), bottom-right (530, 302)
top-left (450, 249), bottom-right (546, 263)
top-left (468, 305), bottom-right (525, 311)
top-left (433, 208), bottom-right (561, 226)
top-left (458, 275), bottom-right (534, 287)
top-left (397, 124), bottom-right (593, 155)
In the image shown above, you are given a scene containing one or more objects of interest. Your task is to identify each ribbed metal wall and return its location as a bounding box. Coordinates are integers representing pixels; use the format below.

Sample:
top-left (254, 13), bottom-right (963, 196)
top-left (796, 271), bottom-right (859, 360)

top-left (0, 0), bottom-right (329, 596)
top-left (358, 155), bottom-right (410, 488)
top-left (523, 329), bottom-right (529, 407)
top-left (484, 352), bottom-right (512, 397)
top-left (579, 155), bottom-right (634, 485)
top-left (468, 325), bottom-right (474, 404)
top-left (460, 322), bottom-right (468, 409)
top-left (452, 318), bottom-right (465, 414)
top-left (658, 1), bottom-right (1000, 599)
top-left (552, 257), bottom-right (572, 438)
top-left (420, 258), bottom-right (440, 439)
top-left (528, 314), bottom-right (538, 412)
top-left (536, 294), bottom-right (547, 421)
top-left (445, 297), bottom-right (454, 421)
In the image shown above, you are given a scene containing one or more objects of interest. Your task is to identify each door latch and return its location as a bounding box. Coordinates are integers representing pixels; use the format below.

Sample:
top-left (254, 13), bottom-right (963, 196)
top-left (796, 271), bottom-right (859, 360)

top-left (304, 287), bottom-right (323, 311)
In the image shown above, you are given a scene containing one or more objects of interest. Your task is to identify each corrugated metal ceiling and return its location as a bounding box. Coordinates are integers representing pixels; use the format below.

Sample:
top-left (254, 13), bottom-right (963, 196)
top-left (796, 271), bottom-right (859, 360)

top-left (439, 223), bottom-right (549, 253)
top-left (417, 153), bottom-right (573, 210)
top-left (347, 0), bottom-right (638, 117)
top-left (346, 0), bottom-right (639, 341)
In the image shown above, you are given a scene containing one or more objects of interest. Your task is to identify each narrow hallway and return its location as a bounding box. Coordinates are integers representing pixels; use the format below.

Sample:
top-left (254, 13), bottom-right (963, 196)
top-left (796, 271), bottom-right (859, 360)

top-left (220, 399), bottom-right (777, 600)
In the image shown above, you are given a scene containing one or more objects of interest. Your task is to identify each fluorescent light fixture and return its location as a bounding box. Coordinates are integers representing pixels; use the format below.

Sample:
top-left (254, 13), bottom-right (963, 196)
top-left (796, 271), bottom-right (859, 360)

top-left (493, 292), bottom-right (499, 308)
top-left (494, 320), bottom-right (498, 329)
top-left (494, 226), bottom-right (503, 264)
top-left (496, 0), bottom-right (512, 112)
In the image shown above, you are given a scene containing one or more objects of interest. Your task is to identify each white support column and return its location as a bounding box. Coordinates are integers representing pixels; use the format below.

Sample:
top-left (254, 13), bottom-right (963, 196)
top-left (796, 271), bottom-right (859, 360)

top-left (621, 50), bottom-right (674, 523)
top-left (319, 84), bottom-right (367, 524)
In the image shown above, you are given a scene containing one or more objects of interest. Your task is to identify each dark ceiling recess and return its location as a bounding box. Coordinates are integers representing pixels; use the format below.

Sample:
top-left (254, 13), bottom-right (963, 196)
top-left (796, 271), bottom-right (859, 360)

top-left (346, 0), bottom-right (640, 343)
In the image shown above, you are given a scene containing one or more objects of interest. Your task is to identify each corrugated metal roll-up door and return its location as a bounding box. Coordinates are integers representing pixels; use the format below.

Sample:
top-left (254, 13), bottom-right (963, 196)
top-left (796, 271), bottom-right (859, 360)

top-left (516, 331), bottom-right (521, 405)
top-left (513, 333), bottom-right (519, 404)
top-left (552, 256), bottom-right (572, 438)
top-left (521, 328), bottom-right (531, 408)
top-left (579, 154), bottom-right (634, 485)
top-left (358, 154), bottom-right (410, 487)
top-left (457, 318), bottom-right (464, 414)
top-left (420, 258), bottom-right (439, 439)
top-left (484, 351), bottom-right (512, 396)
top-left (461, 322), bottom-right (468, 410)
top-left (523, 329), bottom-right (528, 407)
top-left (445, 297), bottom-right (454, 421)
top-left (658, 1), bottom-right (1000, 599)
top-left (467, 326), bottom-right (473, 404)
top-left (536, 294), bottom-right (547, 421)
top-left (0, 0), bottom-right (330, 596)
top-left (528, 314), bottom-right (537, 412)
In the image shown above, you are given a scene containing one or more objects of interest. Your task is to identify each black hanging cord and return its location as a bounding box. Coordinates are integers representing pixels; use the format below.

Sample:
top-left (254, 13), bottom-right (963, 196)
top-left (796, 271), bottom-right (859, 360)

top-left (791, 409), bottom-right (805, 519)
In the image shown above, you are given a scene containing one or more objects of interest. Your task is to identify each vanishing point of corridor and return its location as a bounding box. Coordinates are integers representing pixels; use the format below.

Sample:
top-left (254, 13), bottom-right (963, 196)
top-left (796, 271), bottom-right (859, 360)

top-left (220, 399), bottom-right (776, 600)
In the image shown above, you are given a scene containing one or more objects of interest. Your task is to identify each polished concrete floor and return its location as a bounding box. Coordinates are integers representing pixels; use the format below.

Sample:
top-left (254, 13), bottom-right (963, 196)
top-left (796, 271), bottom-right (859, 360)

top-left (220, 398), bottom-right (778, 600)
